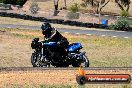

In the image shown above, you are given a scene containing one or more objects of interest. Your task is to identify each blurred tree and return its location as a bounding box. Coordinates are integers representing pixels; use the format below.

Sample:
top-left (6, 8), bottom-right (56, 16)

top-left (0, 0), bottom-right (3, 3)
top-left (30, 0), bottom-right (39, 15)
top-left (115, 0), bottom-right (131, 12)
top-left (54, 0), bottom-right (59, 10)
top-left (82, 0), bottom-right (110, 14)
top-left (53, 0), bottom-right (59, 16)
top-left (64, 0), bottom-right (67, 9)
top-left (1, 0), bottom-right (27, 7)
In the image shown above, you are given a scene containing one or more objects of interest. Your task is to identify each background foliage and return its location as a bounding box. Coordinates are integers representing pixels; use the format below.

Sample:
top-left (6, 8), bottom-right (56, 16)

top-left (0, 0), bottom-right (27, 6)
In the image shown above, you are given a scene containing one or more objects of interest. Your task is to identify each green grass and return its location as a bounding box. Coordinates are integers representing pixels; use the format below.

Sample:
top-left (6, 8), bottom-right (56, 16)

top-left (0, 28), bottom-right (40, 32)
top-left (0, 28), bottom-right (41, 39)
top-left (127, 18), bottom-right (132, 25)
top-left (12, 33), bottom-right (37, 39)
top-left (69, 36), bottom-right (132, 47)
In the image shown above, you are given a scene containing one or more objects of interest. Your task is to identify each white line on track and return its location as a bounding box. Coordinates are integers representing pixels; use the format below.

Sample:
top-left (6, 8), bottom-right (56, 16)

top-left (76, 33), bottom-right (80, 35)
top-left (65, 32), bottom-right (69, 34)
top-left (112, 36), bottom-right (117, 38)
top-left (7, 27), bottom-right (11, 28)
top-left (101, 35), bottom-right (106, 37)
top-left (124, 37), bottom-right (129, 39)
top-left (86, 34), bottom-right (92, 36)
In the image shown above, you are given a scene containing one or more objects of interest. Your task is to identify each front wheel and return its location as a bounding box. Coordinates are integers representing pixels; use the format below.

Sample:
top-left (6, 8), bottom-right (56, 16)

top-left (72, 54), bottom-right (89, 67)
top-left (31, 53), bottom-right (50, 67)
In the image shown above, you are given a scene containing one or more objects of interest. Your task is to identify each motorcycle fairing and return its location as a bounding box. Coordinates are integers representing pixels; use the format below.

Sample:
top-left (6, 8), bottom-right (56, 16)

top-left (42, 42), bottom-right (82, 52)
top-left (67, 43), bottom-right (82, 52)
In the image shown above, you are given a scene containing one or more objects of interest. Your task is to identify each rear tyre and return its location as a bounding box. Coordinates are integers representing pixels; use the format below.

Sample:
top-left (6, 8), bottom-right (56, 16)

top-left (82, 55), bottom-right (89, 67)
top-left (72, 54), bottom-right (89, 67)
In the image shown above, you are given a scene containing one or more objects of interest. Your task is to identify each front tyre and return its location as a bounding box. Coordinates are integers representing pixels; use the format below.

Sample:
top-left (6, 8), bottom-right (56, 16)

top-left (31, 53), bottom-right (38, 67)
top-left (31, 53), bottom-right (50, 67)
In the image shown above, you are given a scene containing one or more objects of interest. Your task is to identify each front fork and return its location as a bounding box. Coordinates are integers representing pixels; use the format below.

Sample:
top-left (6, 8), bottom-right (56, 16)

top-left (41, 43), bottom-right (50, 67)
top-left (41, 43), bottom-right (47, 62)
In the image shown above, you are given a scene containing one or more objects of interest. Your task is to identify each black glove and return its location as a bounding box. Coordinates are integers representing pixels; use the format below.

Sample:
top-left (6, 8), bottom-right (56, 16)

top-left (33, 38), bottom-right (39, 42)
top-left (31, 38), bottom-right (39, 49)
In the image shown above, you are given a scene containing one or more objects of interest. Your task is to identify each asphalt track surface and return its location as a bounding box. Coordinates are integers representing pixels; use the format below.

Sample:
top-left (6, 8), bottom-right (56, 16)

top-left (0, 24), bottom-right (132, 38)
top-left (0, 67), bottom-right (132, 72)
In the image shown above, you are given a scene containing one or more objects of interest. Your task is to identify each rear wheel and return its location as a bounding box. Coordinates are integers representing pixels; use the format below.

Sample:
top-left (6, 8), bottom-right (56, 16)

top-left (82, 55), bottom-right (89, 67)
top-left (72, 54), bottom-right (89, 67)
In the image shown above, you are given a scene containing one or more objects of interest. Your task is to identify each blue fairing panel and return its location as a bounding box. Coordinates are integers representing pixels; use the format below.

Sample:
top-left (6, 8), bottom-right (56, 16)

top-left (44, 42), bottom-right (57, 47)
top-left (67, 43), bottom-right (82, 52)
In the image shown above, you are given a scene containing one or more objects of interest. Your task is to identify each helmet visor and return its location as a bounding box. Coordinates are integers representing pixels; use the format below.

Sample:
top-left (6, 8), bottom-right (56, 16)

top-left (42, 25), bottom-right (49, 31)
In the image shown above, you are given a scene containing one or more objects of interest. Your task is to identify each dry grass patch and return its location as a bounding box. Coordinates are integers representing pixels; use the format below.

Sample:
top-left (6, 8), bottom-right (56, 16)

top-left (0, 17), bottom-right (42, 26)
top-left (0, 28), bottom-right (132, 67)
top-left (0, 17), bottom-right (109, 31)
top-left (24, 0), bottom-right (132, 16)
top-left (63, 33), bottom-right (132, 67)
top-left (0, 70), bottom-right (132, 88)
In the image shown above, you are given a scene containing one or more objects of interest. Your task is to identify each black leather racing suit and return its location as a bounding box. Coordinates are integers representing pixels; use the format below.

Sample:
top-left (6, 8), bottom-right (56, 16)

top-left (43, 27), bottom-right (69, 56)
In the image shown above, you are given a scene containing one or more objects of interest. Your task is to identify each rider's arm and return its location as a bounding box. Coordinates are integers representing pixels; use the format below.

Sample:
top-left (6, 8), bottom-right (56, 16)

top-left (57, 37), bottom-right (69, 47)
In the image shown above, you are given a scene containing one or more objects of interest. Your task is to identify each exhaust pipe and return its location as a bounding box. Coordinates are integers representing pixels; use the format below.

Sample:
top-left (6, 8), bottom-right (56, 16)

top-left (77, 52), bottom-right (86, 57)
top-left (73, 52), bottom-right (86, 59)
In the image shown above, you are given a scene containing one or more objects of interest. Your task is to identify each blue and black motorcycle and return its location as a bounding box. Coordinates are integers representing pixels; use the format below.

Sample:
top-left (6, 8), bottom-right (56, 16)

top-left (31, 38), bottom-right (89, 67)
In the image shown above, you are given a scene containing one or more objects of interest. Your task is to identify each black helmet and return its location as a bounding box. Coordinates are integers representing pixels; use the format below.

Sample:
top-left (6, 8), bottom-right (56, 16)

top-left (41, 22), bottom-right (52, 31)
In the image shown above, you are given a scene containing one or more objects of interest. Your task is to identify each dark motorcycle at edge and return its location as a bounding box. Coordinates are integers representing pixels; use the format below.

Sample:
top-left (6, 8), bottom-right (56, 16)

top-left (31, 38), bottom-right (89, 67)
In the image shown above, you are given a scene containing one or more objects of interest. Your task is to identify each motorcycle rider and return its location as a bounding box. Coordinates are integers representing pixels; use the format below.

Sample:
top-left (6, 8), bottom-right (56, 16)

top-left (41, 22), bottom-right (69, 56)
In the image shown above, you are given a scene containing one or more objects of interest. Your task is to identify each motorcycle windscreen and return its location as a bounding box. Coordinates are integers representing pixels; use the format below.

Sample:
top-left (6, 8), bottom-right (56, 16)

top-left (67, 43), bottom-right (82, 52)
